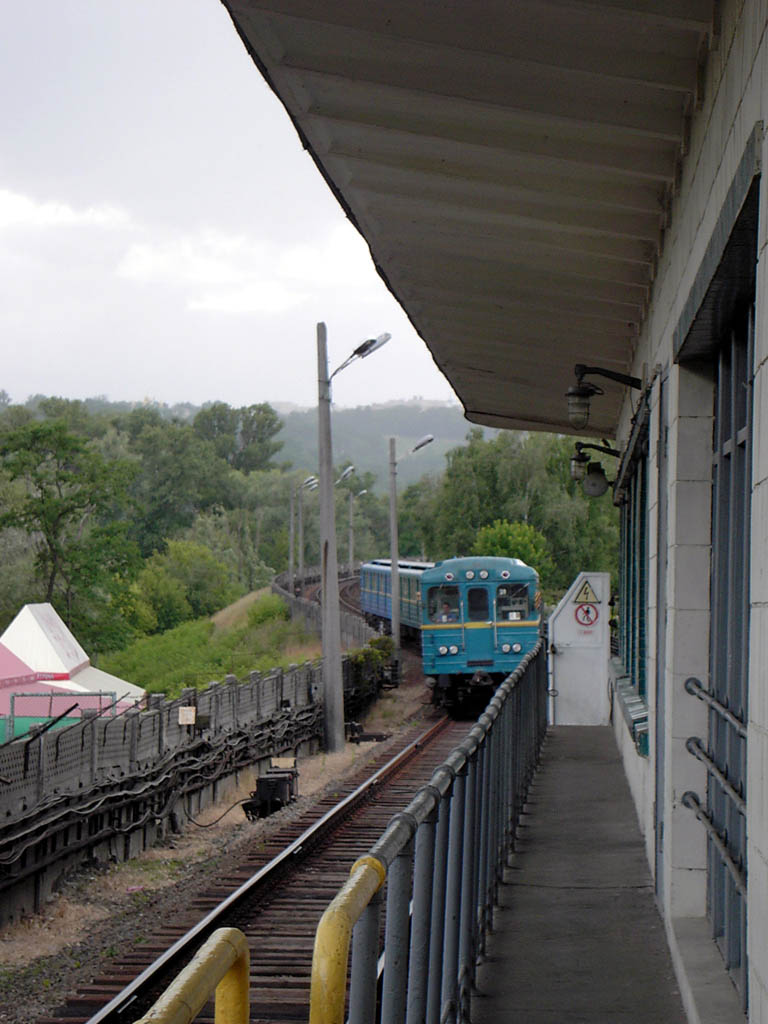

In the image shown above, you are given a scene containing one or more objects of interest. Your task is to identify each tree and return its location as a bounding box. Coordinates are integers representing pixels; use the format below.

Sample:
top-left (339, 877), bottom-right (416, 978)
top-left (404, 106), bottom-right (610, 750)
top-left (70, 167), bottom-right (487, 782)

top-left (472, 520), bottom-right (555, 585)
top-left (124, 417), bottom-right (236, 555)
top-left (193, 401), bottom-right (284, 473)
top-left (0, 420), bottom-right (141, 648)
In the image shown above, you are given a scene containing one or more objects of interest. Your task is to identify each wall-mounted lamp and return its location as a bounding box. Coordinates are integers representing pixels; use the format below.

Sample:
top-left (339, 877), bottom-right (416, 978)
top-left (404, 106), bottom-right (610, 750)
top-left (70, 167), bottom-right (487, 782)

top-left (570, 441), bottom-right (621, 497)
top-left (565, 363), bottom-right (642, 429)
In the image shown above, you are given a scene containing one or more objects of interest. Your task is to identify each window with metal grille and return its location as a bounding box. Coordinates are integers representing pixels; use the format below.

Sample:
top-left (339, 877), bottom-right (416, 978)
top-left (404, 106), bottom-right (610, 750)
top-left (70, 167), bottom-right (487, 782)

top-left (707, 303), bottom-right (752, 1003)
top-left (618, 439), bottom-right (649, 698)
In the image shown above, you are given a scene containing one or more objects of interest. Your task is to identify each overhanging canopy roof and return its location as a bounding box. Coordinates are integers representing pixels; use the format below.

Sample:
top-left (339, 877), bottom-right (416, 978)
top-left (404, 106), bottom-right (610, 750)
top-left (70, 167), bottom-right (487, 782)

top-left (222, 0), bottom-right (715, 436)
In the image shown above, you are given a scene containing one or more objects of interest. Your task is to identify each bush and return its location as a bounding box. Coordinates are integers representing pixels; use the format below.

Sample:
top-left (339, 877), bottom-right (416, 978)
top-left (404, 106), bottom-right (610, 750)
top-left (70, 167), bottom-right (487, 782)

top-left (247, 593), bottom-right (290, 627)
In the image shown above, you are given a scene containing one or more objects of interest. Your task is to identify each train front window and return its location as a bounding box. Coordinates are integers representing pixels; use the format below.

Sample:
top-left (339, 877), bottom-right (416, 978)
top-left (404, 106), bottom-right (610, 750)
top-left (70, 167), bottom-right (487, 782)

top-left (427, 585), bottom-right (460, 622)
top-left (467, 587), bottom-right (489, 621)
top-left (497, 584), bottom-right (529, 621)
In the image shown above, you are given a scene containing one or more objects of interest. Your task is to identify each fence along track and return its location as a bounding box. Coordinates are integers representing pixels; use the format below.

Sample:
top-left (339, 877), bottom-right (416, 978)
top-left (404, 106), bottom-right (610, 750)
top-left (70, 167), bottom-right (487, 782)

top-left (39, 713), bottom-right (458, 1024)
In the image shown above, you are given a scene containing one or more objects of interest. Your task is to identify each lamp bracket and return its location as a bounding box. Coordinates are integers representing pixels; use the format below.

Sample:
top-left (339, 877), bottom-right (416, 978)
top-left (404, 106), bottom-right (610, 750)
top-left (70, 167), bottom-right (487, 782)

top-left (574, 363), bottom-right (642, 391)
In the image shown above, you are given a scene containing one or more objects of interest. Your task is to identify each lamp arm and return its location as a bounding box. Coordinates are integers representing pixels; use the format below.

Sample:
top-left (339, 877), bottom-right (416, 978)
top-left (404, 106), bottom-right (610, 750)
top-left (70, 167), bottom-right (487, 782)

top-left (575, 364), bottom-right (642, 391)
top-left (575, 441), bottom-right (621, 459)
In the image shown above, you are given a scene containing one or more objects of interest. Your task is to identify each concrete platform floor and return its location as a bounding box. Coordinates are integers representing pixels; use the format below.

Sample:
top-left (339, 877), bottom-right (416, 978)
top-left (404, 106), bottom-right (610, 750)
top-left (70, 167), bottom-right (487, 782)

top-left (472, 726), bottom-right (687, 1024)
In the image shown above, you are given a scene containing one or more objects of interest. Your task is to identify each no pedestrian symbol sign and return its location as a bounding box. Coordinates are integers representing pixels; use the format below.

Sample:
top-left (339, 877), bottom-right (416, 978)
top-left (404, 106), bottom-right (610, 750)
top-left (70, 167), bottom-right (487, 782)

top-left (575, 603), bottom-right (599, 627)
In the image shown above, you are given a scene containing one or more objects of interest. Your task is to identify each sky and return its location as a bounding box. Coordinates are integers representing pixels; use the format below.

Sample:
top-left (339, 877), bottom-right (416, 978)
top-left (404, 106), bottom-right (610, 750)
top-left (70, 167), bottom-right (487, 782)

top-left (0, 1), bottom-right (458, 411)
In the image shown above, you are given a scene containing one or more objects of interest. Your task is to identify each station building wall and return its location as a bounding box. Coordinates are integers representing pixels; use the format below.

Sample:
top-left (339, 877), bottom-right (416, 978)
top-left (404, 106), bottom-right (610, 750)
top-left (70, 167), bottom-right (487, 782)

top-left (610, 3), bottom-right (768, 1020)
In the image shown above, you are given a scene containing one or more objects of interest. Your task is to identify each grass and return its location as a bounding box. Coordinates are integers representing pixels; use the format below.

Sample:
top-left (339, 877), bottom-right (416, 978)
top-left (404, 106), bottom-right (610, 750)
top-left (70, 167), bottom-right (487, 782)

top-left (102, 594), bottom-right (319, 698)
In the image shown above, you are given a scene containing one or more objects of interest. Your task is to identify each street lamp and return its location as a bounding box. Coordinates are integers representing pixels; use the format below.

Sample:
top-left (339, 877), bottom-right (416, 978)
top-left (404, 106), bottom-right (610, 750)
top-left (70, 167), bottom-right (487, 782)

top-left (297, 475), bottom-right (318, 589)
top-left (318, 322), bottom-right (390, 752)
top-left (389, 434), bottom-right (434, 667)
top-left (349, 489), bottom-right (367, 567)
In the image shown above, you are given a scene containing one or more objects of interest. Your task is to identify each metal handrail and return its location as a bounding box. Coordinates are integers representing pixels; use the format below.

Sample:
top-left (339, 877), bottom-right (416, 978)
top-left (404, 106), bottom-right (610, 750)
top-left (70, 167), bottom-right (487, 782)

top-left (681, 792), bottom-right (746, 897)
top-left (309, 641), bottom-right (547, 1024)
top-left (133, 927), bottom-right (249, 1024)
top-left (685, 737), bottom-right (746, 814)
top-left (684, 677), bottom-right (746, 738)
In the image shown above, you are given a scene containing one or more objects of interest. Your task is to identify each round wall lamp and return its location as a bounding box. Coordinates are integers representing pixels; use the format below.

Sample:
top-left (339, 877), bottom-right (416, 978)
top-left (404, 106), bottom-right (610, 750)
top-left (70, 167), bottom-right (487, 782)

top-left (565, 363), bottom-right (642, 429)
top-left (570, 441), bottom-right (621, 496)
top-left (582, 462), bottom-right (610, 497)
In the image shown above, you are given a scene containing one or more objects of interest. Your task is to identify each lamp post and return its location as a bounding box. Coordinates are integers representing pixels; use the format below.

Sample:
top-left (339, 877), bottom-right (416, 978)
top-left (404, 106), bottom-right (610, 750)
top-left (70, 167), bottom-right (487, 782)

top-left (389, 434), bottom-right (434, 667)
top-left (297, 475), bottom-right (318, 590)
top-left (349, 489), bottom-right (367, 567)
top-left (317, 322), bottom-right (390, 752)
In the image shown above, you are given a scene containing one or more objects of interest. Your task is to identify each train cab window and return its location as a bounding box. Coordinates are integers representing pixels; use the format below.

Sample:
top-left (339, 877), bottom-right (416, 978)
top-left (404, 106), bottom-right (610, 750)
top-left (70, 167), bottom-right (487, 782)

top-left (467, 587), bottom-right (489, 621)
top-left (497, 584), bottom-right (529, 621)
top-left (427, 585), bottom-right (460, 622)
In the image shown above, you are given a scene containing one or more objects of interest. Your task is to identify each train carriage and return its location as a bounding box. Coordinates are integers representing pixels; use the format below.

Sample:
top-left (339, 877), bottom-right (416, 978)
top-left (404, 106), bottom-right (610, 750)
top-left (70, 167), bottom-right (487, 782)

top-left (359, 558), bottom-right (434, 638)
top-left (420, 556), bottom-right (541, 708)
top-left (360, 555), bottom-right (542, 711)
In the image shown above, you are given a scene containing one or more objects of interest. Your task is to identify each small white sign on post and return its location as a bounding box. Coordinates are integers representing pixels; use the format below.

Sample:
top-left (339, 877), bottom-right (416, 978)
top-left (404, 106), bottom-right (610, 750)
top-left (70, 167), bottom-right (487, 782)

top-left (549, 571), bottom-right (611, 725)
top-left (178, 705), bottom-right (196, 726)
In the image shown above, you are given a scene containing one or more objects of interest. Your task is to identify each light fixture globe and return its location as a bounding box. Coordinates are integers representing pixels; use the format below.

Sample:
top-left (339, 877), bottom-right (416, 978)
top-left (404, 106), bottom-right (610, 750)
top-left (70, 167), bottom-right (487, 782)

top-left (582, 461), bottom-right (609, 497)
top-left (565, 382), bottom-right (597, 429)
top-left (570, 449), bottom-right (590, 481)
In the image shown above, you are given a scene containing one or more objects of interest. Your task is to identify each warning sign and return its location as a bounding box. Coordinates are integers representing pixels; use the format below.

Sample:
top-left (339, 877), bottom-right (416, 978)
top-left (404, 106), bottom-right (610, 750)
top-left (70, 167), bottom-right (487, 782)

top-left (575, 603), bottom-right (599, 627)
top-left (573, 580), bottom-right (600, 604)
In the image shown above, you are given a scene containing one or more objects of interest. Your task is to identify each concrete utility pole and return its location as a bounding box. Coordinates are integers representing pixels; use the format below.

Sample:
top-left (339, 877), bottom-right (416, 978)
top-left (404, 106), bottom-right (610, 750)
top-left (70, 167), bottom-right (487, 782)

top-left (316, 324), bottom-right (390, 752)
top-left (317, 323), bottom-right (345, 753)
top-left (388, 434), bottom-right (434, 666)
top-left (389, 436), bottom-right (401, 664)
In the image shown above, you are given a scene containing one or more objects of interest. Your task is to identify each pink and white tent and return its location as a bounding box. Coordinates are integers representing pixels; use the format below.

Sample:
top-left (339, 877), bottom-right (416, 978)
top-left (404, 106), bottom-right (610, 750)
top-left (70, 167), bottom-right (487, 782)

top-left (1, 604), bottom-right (145, 706)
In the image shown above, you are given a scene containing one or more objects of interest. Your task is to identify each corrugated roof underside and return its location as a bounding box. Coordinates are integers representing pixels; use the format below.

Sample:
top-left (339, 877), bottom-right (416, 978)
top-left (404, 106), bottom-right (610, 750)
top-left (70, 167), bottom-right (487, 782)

top-left (223, 0), bottom-right (715, 436)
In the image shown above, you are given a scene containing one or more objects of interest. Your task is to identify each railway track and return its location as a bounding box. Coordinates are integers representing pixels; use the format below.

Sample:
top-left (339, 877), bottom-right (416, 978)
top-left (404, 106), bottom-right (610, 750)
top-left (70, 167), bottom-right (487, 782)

top-left (40, 714), bottom-right (472, 1024)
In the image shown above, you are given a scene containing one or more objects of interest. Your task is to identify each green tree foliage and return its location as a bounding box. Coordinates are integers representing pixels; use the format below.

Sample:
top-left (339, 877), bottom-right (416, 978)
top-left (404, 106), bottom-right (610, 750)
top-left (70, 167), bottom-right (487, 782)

top-left (129, 540), bottom-right (243, 633)
top-left (120, 411), bottom-right (236, 555)
top-left (472, 520), bottom-right (555, 584)
top-left (0, 420), bottom-right (140, 648)
top-left (193, 401), bottom-right (284, 473)
top-left (425, 430), bottom-right (618, 595)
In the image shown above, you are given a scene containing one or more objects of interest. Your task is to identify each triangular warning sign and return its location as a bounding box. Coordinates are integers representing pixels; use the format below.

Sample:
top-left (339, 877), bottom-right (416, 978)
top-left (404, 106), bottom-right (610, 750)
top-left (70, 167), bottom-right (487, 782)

top-left (573, 579), bottom-right (599, 603)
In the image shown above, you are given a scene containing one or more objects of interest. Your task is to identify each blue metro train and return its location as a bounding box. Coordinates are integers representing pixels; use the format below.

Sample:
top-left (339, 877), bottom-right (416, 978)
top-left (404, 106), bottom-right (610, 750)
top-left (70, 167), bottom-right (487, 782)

top-left (359, 556), bottom-right (542, 709)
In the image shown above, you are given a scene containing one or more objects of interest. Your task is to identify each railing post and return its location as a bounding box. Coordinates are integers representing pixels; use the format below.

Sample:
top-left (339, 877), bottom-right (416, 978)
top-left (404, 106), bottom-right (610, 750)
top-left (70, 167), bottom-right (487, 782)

top-left (441, 766), bottom-right (467, 1024)
top-left (458, 753), bottom-right (478, 1022)
top-left (381, 838), bottom-right (414, 1024)
top-left (406, 805), bottom-right (438, 1024)
top-left (348, 888), bottom-right (382, 1024)
top-left (426, 789), bottom-right (452, 1024)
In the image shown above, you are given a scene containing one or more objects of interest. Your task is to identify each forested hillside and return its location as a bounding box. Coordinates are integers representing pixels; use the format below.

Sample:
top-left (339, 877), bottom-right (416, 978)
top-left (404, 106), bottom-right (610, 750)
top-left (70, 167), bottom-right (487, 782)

top-left (0, 391), bottom-right (617, 657)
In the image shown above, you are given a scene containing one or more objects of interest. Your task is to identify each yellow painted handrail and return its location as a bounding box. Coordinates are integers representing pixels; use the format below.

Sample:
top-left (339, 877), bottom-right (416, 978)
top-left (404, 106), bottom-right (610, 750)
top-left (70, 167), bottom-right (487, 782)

top-left (309, 855), bottom-right (387, 1024)
top-left (133, 927), bottom-right (250, 1024)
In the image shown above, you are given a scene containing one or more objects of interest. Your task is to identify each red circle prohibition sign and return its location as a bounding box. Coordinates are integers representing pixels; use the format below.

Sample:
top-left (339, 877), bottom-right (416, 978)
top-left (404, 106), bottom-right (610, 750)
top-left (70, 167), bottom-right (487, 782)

top-left (575, 603), bottom-right (599, 626)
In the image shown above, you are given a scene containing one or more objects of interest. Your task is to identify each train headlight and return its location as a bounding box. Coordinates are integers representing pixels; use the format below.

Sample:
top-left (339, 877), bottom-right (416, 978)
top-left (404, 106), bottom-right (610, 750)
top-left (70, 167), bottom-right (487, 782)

top-left (501, 643), bottom-right (511, 653)
top-left (512, 643), bottom-right (522, 653)
top-left (449, 645), bottom-right (459, 655)
top-left (465, 570), bottom-right (475, 579)
top-left (501, 569), bottom-right (510, 579)
top-left (438, 645), bottom-right (448, 655)
top-left (479, 570), bottom-right (489, 579)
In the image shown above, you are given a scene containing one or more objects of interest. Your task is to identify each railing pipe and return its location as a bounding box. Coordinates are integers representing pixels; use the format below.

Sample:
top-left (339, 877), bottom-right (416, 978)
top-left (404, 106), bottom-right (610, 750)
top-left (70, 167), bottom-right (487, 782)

top-left (311, 856), bottom-right (387, 1024)
top-left (132, 927), bottom-right (249, 1024)
top-left (310, 642), bottom-right (546, 1024)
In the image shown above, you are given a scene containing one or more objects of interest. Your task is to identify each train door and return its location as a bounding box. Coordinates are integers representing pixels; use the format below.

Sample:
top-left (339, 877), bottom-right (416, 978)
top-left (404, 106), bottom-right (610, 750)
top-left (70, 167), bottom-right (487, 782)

top-left (464, 586), bottom-right (491, 662)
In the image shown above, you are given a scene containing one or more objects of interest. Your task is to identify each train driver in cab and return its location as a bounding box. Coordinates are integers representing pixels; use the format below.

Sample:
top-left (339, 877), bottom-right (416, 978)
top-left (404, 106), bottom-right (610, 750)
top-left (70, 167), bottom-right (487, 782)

top-left (435, 600), bottom-right (458, 623)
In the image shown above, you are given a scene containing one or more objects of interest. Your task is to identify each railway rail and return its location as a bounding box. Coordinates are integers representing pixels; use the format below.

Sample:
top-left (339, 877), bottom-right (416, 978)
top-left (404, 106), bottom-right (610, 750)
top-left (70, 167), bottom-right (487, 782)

top-left (39, 713), bottom-right (470, 1024)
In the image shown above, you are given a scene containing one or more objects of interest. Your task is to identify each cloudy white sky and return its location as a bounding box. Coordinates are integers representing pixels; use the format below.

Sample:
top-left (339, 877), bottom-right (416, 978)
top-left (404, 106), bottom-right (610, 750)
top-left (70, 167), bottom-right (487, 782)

top-left (0, 1), bottom-right (458, 410)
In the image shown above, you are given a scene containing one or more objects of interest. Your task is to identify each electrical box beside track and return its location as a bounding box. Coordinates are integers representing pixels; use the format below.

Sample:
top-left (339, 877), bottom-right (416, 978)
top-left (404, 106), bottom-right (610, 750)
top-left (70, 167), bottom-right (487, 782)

top-left (548, 572), bottom-right (611, 726)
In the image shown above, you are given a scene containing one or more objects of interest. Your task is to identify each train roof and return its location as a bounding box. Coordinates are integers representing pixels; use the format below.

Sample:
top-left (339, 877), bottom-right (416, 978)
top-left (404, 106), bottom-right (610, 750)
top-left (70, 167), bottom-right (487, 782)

top-left (362, 559), bottom-right (435, 572)
top-left (421, 556), bottom-right (539, 584)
